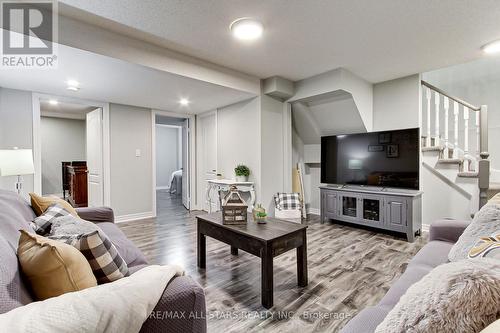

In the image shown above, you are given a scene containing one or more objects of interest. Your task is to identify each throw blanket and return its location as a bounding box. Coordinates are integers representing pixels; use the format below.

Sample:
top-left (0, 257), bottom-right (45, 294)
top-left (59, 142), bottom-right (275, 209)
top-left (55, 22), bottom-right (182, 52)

top-left (0, 265), bottom-right (184, 333)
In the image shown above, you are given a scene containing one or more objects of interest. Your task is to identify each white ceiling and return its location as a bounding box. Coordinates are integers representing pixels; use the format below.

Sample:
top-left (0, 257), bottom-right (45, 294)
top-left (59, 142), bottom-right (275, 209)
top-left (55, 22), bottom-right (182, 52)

top-left (40, 100), bottom-right (97, 119)
top-left (0, 37), bottom-right (255, 114)
top-left (60, 0), bottom-right (500, 83)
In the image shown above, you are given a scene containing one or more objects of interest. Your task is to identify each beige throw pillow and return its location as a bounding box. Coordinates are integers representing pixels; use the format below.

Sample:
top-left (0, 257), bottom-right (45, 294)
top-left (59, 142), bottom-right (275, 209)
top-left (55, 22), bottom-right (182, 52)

top-left (29, 192), bottom-right (78, 217)
top-left (17, 230), bottom-right (97, 300)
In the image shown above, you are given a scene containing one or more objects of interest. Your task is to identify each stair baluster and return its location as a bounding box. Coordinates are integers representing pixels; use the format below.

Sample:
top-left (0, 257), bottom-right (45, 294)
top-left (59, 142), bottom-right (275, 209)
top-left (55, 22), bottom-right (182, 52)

top-left (475, 111), bottom-right (480, 158)
top-left (478, 105), bottom-right (489, 208)
top-left (434, 92), bottom-right (440, 147)
top-left (443, 96), bottom-right (450, 159)
top-left (463, 107), bottom-right (472, 172)
top-left (425, 87), bottom-right (431, 147)
top-left (453, 101), bottom-right (459, 159)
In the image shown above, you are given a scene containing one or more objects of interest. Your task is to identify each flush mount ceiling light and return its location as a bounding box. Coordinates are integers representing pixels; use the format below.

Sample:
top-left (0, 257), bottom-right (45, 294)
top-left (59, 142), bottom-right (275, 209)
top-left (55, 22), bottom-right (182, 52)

top-left (179, 98), bottom-right (190, 106)
top-left (230, 18), bottom-right (263, 41)
top-left (66, 79), bottom-right (80, 91)
top-left (48, 99), bottom-right (58, 105)
top-left (482, 40), bottom-right (500, 54)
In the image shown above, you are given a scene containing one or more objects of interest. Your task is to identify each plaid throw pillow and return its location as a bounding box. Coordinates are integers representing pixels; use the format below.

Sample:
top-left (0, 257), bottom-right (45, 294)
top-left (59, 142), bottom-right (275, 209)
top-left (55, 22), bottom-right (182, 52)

top-left (32, 203), bottom-right (72, 235)
top-left (50, 230), bottom-right (129, 284)
top-left (274, 192), bottom-right (301, 210)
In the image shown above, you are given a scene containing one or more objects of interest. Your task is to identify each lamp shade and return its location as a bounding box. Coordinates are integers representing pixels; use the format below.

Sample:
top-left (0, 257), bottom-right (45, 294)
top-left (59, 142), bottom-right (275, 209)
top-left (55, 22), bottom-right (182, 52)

top-left (0, 149), bottom-right (35, 176)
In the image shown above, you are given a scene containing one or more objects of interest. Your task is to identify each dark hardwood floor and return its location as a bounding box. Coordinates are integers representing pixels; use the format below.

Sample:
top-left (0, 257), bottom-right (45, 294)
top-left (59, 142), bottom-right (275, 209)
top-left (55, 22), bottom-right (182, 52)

top-left (118, 191), bottom-right (427, 332)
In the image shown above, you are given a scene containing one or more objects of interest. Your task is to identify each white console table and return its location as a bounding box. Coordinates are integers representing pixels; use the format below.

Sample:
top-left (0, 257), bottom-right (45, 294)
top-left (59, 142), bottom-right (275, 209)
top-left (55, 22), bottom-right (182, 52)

top-left (206, 179), bottom-right (256, 213)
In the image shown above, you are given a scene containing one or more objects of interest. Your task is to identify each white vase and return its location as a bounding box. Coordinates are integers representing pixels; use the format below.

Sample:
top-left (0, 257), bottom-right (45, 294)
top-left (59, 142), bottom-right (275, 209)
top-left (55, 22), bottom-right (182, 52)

top-left (235, 175), bottom-right (248, 182)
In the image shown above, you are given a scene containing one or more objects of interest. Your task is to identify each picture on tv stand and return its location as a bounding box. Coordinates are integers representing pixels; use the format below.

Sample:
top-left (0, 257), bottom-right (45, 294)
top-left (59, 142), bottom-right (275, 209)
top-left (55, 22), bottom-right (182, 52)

top-left (321, 128), bottom-right (419, 190)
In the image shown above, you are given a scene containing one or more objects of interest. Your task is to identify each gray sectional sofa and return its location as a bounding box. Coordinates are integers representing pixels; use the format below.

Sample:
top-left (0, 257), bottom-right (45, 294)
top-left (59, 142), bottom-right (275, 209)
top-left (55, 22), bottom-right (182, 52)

top-left (340, 218), bottom-right (470, 333)
top-left (0, 189), bottom-right (207, 333)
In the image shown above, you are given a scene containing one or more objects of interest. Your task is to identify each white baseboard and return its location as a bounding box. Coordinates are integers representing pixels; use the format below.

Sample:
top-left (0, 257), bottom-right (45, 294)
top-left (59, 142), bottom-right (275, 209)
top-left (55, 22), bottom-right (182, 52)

top-left (307, 208), bottom-right (320, 215)
top-left (115, 211), bottom-right (155, 223)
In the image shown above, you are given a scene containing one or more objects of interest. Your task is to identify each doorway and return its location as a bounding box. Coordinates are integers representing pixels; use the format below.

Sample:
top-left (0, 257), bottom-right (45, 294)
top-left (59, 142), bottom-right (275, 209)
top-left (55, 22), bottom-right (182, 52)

top-left (152, 111), bottom-right (194, 217)
top-left (33, 94), bottom-right (110, 207)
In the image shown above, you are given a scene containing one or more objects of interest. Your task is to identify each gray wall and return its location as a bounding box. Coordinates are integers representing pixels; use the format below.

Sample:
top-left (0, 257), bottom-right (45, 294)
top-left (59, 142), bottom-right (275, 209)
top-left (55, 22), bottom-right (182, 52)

top-left (217, 97), bottom-right (261, 192)
top-left (260, 94), bottom-right (285, 212)
top-left (0, 87), bottom-right (34, 198)
top-left (373, 74), bottom-right (421, 131)
top-left (110, 103), bottom-right (153, 216)
top-left (40, 116), bottom-right (86, 195)
top-left (155, 125), bottom-right (181, 188)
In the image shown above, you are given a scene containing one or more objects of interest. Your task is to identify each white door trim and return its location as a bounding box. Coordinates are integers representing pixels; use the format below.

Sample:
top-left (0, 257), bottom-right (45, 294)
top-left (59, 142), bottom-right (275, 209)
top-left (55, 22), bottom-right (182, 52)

top-left (196, 109), bottom-right (218, 211)
top-left (32, 93), bottom-right (111, 206)
top-left (152, 110), bottom-right (196, 216)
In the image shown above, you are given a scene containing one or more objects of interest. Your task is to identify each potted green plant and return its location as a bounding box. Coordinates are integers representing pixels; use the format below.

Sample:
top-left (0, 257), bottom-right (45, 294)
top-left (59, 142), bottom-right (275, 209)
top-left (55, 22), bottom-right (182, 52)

top-left (234, 164), bottom-right (250, 182)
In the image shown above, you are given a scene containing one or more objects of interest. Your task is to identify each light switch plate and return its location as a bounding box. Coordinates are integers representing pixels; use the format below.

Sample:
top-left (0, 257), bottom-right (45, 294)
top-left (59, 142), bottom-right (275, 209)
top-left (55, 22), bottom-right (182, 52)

top-left (135, 149), bottom-right (141, 157)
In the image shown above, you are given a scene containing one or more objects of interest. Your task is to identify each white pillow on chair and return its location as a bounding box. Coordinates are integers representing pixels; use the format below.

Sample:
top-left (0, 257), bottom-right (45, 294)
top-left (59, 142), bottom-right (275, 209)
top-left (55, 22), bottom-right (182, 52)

top-left (275, 209), bottom-right (302, 223)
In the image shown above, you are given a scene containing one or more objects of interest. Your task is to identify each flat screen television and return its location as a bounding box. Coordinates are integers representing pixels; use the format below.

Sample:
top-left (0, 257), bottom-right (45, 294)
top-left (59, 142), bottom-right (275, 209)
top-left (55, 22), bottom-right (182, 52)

top-left (321, 128), bottom-right (419, 190)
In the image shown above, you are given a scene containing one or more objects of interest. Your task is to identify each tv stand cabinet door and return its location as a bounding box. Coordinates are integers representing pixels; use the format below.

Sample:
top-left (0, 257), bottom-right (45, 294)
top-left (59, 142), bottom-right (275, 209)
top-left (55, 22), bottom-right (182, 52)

top-left (359, 195), bottom-right (384, 226)
top-left (384, 196), bottom-right (408, 232)
top-left (337, 193), bottom-right (361, 223)
top-left (321, 189), bottom-right (338, 222)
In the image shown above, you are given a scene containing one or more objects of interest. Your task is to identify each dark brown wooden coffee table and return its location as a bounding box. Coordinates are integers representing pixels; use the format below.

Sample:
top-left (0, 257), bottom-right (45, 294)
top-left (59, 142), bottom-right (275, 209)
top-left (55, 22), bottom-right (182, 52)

top-left (196, 212), bottom-right (308, 309)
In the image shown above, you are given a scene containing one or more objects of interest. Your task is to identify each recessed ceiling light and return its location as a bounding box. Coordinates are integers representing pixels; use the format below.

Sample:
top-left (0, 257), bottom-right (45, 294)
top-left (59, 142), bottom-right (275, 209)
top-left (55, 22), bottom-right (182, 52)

top-left (179, 98), bottom-right (190, 106)
top-left (482, 40), bottom-right (500, 54)
top-left (66, 79), bottom-right (80, 91)
top-left (230, 18), bottom-right (263, 41)
top-left (49, 99), bottom-right (58, 105)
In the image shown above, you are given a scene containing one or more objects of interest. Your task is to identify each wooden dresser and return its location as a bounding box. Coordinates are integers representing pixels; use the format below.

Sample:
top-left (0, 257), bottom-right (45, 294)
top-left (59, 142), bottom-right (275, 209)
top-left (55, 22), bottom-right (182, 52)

top-left (64, 162), bottom-right (88, 207)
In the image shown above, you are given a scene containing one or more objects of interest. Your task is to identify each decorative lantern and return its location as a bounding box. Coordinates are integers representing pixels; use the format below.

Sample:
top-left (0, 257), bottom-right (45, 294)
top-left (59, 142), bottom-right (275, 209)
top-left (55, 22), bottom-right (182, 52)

top-left (221, 186), bottom-right (248, 225)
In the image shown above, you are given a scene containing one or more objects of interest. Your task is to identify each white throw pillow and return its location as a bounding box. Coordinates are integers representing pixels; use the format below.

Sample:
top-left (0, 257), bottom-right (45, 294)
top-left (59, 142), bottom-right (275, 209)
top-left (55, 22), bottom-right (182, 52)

top-left (448, 204), bottom-right (500, 262)
top-left (375, 258), bottom-right (500, 333)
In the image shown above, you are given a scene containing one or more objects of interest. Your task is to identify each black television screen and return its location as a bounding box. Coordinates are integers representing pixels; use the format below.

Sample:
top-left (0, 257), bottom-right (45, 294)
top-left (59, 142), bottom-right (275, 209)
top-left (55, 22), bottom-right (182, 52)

top-left (321, 128), bottom-right (419, 189)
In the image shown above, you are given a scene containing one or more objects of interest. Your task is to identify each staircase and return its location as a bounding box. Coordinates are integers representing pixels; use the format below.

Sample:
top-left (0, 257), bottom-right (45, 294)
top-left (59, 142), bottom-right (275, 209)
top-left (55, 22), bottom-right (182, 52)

top-left (420, 80), bottom-right (492, 212)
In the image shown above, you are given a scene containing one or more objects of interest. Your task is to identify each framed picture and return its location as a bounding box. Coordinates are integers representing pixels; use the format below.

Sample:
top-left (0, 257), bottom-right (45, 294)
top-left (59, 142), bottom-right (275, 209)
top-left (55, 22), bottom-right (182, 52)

top-left (386, 144), bottom-right (399, 158)
top-left (379, 132), bottom-right (391, 144)
top-left (368, 145), bottom-right (384, 152)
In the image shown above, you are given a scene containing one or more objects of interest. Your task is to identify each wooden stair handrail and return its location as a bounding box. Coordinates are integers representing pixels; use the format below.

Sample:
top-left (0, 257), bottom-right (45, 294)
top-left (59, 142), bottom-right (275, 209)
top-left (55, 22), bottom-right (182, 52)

top-left (421, 80), bottom-right (480, 111)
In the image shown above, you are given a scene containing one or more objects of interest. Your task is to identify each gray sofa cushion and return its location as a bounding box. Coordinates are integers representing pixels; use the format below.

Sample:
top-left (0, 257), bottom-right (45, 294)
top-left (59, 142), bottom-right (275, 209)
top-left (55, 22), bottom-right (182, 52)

top-left (378, 265), bottom-right (431, 307)
top-left (449, 204), bottom-right (500, 262)
top-left (340, 306), bottom-right (391, 333)
top-left (408, 240), bottom-right (453, 268)
top-left (0, 190), bottom-right (36, 313)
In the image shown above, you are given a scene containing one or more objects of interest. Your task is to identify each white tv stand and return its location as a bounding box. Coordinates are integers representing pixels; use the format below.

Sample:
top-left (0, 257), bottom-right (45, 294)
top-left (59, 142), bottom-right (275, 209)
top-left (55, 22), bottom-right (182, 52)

top-left (320, 185), bottom-right (422, 242)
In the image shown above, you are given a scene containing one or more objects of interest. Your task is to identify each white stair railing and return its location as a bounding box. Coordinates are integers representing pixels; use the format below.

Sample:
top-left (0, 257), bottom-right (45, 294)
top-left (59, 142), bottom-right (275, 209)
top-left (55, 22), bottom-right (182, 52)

top-left (421, 80), bottom-right (490, 208)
